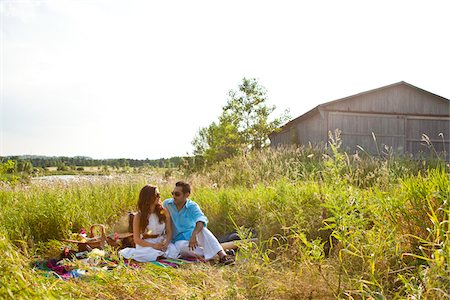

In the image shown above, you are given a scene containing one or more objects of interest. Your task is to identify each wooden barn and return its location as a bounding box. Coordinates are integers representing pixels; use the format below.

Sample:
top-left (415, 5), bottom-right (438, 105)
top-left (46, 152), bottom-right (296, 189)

top-left (269, 82), bottom-right (450, 158)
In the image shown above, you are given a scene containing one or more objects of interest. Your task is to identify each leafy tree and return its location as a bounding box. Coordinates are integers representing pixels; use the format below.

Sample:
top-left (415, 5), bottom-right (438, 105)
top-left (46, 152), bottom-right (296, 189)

top-left (56, 162), bottom-right (68, 171)
top-left (192, 114), bottom-right (242, 163)
top-left (0, 160), bottom-right (16, 174)
top-left (192, 78), bottom-right (290, 164)
top-left (16, 160), bottom-right (33, 173)
top-left (224, 77), bottom-right (290, 150)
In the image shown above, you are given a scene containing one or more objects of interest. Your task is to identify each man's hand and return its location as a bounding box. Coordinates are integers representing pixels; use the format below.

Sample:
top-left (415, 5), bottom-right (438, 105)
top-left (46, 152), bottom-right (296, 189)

top-left (189, 221), bottom-right (204, 251)
top-left (189, 234), bottom-right (198, 251)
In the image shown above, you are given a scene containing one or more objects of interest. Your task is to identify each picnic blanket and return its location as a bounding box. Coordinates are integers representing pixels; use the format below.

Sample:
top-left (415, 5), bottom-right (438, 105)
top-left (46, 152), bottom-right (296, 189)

top-left (35, 229), bottom-right (253, 280)
top-left (34, 259), bottom-right (89, 280)
top-left (33, 256), bottom-right (205, 280)
top-left (150, 257), bottom-right (205, 268)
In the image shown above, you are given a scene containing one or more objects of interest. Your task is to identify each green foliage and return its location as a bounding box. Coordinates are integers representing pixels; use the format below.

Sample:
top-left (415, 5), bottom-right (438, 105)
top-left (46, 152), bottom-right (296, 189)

top-left (0, 155), bottom-right (187, 169)
top-left (15, 160), bottom-right (33, 173)
top-left (192, 115), bottom-right (242, 163)
top-left (0, 160), bottom-right (16, 174)
top-left (192, 78), bottom-right (290, 165)
top-left (223, 78), bottom-right (290, 150)
top-left (56, 162), bottom-right (68, 171)
top-left (192, 130), bottom-right (446, 190)
top-left (0, 140), bottom-right (449, 298)
top-left (0, 160), bottom-right (27, 184)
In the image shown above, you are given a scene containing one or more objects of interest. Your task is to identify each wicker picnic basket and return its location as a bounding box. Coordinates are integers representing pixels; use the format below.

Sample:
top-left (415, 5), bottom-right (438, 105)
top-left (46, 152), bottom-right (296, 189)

top-left (63, 224), bottom-right (108, 252)
top-left (63, 224), bottom-right (134, 251)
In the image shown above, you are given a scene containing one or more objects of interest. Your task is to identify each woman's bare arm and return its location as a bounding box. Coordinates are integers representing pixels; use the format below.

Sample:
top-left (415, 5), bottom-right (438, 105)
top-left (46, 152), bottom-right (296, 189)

top-left (133, 212), bottom-right (158, 248)
top-left (164, 208), bottom-right (173, 246)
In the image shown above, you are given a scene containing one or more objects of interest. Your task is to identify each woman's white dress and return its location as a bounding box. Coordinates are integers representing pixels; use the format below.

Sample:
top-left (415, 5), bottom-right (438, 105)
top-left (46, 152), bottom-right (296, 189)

top-left (118, 213), bottom-right (178, 262)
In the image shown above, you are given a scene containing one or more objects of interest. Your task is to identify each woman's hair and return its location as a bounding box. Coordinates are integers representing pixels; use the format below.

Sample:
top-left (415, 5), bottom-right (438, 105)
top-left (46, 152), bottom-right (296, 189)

top-left (137, 185), bottom-right (165, 233)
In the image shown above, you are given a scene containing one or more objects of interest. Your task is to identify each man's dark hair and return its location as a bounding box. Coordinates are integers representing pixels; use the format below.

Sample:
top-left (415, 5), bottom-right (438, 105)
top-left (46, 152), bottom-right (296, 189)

top-left (175, 181), bottom-right (191, 194)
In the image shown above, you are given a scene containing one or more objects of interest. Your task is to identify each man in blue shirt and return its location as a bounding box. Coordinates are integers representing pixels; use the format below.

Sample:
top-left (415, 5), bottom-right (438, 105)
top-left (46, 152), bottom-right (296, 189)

top-left (163, 181), bottom-right (233, 264)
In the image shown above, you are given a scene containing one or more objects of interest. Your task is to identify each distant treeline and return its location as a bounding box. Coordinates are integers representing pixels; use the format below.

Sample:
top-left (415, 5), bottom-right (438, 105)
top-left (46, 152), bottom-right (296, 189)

top-left (0, 156), bottom-right (187, 169)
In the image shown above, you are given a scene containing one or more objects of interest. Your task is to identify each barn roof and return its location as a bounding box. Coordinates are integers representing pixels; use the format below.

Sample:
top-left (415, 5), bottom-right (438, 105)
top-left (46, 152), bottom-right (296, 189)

top-left (269, 81), bottom-right (449, 137)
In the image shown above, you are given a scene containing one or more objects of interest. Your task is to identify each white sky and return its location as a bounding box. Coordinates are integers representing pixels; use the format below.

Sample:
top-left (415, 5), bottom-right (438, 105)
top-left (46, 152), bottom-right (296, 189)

top-left (1, 0), bottom-right (449, 159)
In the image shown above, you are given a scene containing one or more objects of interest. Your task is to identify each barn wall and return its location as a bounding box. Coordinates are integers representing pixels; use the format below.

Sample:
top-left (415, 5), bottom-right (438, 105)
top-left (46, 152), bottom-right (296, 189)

top-left (270, 83), bottom-right (450, 158)
top-left (270, 129), bottom-right (291, 146)
top-left (405, 116), bottom-right (450, 157)
top-left (327, 111), bottom-right (406, 154)
top-left (325, 84), bottom-right (449, 116)
top-left (295, 112), bottom-right (327, 145)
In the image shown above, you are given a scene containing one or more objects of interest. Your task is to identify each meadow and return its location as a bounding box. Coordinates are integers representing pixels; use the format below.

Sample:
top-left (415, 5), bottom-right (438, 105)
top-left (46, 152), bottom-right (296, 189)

top-left (0, 140), bottom-right (449, 299)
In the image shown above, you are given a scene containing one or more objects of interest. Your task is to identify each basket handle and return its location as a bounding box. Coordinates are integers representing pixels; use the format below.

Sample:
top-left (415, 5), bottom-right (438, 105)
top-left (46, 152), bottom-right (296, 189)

top-left (89, 224), bottom-right (106, 239)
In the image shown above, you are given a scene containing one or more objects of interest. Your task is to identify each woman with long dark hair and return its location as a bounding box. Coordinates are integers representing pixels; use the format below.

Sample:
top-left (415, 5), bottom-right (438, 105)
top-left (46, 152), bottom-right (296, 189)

top-left (119, 185), bottom-right (178, 261)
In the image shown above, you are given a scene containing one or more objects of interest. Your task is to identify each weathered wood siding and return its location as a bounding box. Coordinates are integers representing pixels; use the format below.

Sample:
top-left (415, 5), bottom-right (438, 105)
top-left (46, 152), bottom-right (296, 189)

top-left (327, 112), bottom-right (406, 154)
top-left (325, 84), bottom-right (449, 115)
top-left (270, 83), bottom-right (450, 158)
top-left (270, 129), bottom-right (291, 146)
top-left (295, 112), bottom-right (327, 145)
top-left (406, 116), bottom-right (450, 156)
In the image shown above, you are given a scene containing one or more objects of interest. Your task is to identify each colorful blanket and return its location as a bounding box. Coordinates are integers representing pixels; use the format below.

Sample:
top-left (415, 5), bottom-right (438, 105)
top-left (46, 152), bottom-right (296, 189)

top-left (150, 257), bottom-right (204, 268)
top-left (34, 259), bottom-right (87, 280)
top-left (33, 257), bottom-right (204, 280)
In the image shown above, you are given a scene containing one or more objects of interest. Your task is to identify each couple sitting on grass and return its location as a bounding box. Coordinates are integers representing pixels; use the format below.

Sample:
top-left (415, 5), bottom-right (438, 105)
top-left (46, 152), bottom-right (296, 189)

top-left (119, 181), bottom-right (234, 265)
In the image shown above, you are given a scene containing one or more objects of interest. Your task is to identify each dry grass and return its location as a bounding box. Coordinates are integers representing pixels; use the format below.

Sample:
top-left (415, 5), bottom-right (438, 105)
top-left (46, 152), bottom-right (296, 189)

top-left (0, 142), bottom-right (449, 299)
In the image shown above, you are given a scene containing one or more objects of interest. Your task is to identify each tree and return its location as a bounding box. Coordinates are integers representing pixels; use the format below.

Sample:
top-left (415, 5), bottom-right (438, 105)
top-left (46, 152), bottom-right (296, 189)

top-left (192, 114), bottom-right (243, 164)
top-left (192, 78), bottom-right (290, 164)
top-left (56, 162), bottom-right (68, 171)
top-left (0, 160), bottom-right (16, 174)
top-left (224, 78), bottom-right (290, 150)
top-left (16, 160), bottom-right (33, 173)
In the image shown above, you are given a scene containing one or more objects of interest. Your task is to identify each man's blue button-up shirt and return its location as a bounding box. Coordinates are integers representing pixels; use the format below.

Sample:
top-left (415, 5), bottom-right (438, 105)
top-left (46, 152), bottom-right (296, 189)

top-left (163, 198), bottom-right (208, 242)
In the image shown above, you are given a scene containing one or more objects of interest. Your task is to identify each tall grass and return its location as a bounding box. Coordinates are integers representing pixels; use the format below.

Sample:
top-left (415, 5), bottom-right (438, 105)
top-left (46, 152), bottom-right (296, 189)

top-left (0, 138), bottom-right (449, 299)
top-left (190, 130), bottom-right (446, 190)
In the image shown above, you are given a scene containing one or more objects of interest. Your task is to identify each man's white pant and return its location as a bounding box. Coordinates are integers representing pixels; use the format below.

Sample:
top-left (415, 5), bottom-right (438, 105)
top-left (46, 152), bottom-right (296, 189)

top-left (174, 228), bottom-right (223, 260)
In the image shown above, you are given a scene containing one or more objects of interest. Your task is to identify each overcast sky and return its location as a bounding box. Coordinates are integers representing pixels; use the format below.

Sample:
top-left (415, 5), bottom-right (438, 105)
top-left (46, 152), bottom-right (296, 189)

top-left (1, 0), bottom-right (449, 159)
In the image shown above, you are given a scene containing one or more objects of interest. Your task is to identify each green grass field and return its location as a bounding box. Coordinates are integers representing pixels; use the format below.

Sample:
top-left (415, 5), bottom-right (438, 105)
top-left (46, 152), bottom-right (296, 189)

top-left (1, 145), bottom-right (449, 299)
